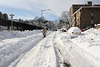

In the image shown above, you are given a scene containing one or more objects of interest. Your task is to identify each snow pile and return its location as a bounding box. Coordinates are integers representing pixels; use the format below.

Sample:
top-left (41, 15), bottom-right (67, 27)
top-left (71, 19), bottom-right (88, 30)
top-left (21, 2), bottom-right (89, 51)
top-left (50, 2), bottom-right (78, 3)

top-left (72, 28), bottom-right (100, 67)
top-left (12, 30), bottom-right (42, 37)
top-left (0, 25), bottom-right (7, 31)
top-left (0, 30), bottom-right (42, 41)
top-left (55, 28), bottom-right (100, 67)
top-left (0, 30), bottom-right (13, 40)
top-left (0, 30), bottom-right (43, 67)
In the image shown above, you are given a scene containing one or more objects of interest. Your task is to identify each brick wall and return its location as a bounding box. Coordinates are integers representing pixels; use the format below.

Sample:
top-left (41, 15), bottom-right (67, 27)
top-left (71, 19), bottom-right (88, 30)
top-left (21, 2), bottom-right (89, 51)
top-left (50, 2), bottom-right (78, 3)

top-left (81, 8), bottom-right (91, 29)
top-left (94, 8), bottom-right (100, 24)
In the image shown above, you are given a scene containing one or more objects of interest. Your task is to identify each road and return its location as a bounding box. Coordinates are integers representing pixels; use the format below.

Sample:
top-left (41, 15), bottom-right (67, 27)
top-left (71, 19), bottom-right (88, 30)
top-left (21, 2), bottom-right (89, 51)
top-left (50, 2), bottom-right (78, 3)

top-left (7, 30), bottom-right (99, 67)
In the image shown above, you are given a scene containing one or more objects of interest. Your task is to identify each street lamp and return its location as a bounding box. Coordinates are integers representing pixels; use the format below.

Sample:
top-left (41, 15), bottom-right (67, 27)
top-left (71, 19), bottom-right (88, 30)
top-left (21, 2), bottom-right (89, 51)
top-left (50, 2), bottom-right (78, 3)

top-left (10, 14), bottom-right (14, 31)
top-left (41, 9), bottom-right (50, 28)
top-left (41, 9), bottom-right (50, 19)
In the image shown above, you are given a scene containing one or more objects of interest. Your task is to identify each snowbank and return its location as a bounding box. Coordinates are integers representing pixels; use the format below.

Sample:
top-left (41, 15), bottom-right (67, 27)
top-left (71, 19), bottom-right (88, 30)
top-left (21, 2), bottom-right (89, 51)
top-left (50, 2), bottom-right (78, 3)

top-left (0, 30), bottom-right (44, 67)
top-left (0, 25), bottom-right (7, 31)
top-left (55, 28), bottom-right (100, 67)
top-left (72, 28), bottom-right (100, 67)
top-left (0, 30), bottom-right (13, 40)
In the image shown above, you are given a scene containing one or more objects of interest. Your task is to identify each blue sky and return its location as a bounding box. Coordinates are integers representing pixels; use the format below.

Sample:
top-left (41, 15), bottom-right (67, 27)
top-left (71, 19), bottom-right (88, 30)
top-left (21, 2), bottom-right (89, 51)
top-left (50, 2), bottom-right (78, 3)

top-left (0, 0), bottom-right (100, 21)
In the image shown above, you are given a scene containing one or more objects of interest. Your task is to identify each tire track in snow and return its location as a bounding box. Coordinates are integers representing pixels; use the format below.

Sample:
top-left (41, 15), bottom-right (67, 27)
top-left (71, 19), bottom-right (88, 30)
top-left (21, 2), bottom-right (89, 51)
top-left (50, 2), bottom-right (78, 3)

top-left (14, 37), bottom-right (46, 67)
top-left (15, 32), bottom-right (58, 67)
top-left (32, 32), bottom-right (57, 67)
top-left (54, 33), bottom-right (71, 67)
top-left (54, 32), bottom-right (93, 67)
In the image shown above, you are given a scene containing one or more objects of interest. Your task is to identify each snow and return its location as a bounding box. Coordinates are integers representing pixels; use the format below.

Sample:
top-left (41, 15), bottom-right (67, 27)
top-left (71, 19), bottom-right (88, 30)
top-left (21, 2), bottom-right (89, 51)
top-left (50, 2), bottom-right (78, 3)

top-left (71, 28), bottom-right (100, 66)
top-left (0, 27), bottom-right (100, 67)
top-left (55, 28), bottom-right (100, 67)
top-left (15, 32), bottom-right (57, 67)
top-left (67, 27), bottom-right (81, 38)
top-left (67, 27), bottom-right (81, 34)
top-left (0, 30), bottom-right (44, 67)
top-left (0, 25), bottom-right (7, 31)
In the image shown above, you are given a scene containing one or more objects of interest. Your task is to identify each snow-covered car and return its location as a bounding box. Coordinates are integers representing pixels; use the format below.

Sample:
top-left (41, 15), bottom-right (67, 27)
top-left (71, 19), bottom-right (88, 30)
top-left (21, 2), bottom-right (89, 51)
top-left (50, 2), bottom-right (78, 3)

top-left (67, 27), bottom-right (81, 38)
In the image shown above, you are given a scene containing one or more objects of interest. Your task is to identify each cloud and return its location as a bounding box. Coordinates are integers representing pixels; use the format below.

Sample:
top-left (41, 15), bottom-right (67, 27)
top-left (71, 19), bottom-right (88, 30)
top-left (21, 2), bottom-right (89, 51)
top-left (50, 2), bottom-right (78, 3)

top-left (0, 0), bottom-right (100, 20)
top-left (15, 15), bottom-right (35, 20)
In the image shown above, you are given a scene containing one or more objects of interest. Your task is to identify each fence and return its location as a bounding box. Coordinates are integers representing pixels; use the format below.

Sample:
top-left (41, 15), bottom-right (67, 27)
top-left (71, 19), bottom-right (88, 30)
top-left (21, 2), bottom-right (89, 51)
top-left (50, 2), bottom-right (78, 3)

top-left (0, 19), bottom-right (43, 31)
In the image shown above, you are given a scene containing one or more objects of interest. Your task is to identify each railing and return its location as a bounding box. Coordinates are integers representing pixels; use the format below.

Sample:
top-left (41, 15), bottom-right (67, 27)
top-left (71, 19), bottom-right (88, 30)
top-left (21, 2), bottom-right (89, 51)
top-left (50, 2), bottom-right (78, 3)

top-left (0, 19), bottom-right (43, 31)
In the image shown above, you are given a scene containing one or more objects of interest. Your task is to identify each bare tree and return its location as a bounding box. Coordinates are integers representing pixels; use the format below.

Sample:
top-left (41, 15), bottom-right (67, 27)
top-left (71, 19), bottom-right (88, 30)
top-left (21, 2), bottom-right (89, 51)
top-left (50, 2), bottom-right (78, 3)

top-left (47, 21), bottom-right (57, 30)
top-left (53, 20), bottom-right (59, 30)
top-left (61, 11), bottom-right (69, 23)
top-left (58, 11), bottom-right (70, 29)
top-left (58, 19), bottom-right (66, 29)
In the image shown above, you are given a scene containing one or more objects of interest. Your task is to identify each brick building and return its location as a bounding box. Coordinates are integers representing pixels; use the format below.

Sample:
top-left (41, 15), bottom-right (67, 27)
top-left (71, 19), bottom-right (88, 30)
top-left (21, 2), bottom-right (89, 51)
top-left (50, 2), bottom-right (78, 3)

top-left (69, 1), bottom-right (100, 29)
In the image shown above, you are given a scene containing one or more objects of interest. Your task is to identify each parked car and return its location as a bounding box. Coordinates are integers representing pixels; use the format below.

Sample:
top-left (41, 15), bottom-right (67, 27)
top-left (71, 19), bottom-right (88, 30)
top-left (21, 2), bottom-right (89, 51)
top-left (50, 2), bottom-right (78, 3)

top-left (61, 28), bottom-right (66, 32)
top-left (81, 26), bottom-right (91, 32)
top-left (67, 27), bottom-right (81, 38)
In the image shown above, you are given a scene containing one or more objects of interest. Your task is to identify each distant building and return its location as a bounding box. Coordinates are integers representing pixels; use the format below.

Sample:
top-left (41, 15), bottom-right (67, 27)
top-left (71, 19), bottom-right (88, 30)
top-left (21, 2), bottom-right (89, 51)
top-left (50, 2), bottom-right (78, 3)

top-left (69, 1), bottom-right (100, 29)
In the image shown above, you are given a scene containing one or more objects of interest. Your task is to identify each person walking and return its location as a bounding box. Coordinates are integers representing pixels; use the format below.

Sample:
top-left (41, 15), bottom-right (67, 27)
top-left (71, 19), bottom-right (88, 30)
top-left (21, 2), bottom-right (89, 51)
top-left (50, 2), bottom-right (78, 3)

top-left (43, 28), bottom-right (47, 38)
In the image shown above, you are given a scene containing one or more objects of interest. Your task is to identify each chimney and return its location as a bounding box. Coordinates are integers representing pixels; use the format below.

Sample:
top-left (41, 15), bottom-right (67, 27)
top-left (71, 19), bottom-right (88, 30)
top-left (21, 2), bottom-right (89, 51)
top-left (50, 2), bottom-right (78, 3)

top-left (86, 1), bottom-right (92, 6)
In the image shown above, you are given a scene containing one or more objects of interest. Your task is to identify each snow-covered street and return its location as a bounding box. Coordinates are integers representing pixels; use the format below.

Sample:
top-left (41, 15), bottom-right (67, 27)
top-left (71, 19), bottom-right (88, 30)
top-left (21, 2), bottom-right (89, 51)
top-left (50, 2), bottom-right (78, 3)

top-left (14, 32), bottom-right (57, 67)
top-left (0, 28), bottom-right (100, 67)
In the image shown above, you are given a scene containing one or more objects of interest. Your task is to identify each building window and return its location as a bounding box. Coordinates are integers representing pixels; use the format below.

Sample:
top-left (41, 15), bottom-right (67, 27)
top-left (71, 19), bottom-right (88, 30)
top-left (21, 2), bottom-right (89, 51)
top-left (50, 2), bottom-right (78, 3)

top-left (91, 20), bottom-right (93, 24)
top-left (91, 12), bottom-right (93, 16)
